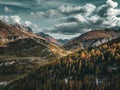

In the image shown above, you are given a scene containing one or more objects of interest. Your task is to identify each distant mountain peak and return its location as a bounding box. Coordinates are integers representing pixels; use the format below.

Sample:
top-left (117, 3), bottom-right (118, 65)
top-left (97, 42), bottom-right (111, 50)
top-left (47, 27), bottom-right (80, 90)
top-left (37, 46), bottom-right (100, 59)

top-left (36, 32), bottom-right (61, 45)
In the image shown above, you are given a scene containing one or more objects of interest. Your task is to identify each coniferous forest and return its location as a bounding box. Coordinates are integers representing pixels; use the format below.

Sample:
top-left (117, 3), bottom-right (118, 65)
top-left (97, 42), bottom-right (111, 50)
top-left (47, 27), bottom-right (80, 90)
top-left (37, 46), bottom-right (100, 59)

top-left (4, 38), bottom-right (120, 90)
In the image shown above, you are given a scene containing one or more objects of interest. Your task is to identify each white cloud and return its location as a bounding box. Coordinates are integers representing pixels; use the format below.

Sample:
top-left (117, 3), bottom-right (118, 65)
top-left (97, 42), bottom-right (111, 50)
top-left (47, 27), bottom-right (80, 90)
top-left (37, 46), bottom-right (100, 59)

top-left (45, 0), bottom-right (120, 35)
top-left (97, 0), bottom-right (120, 27)
top-left (1, 0), bottom-right (120, 39)
top-left (73, 14), bottom-right (88, 23)
top-left (30, 9), bottom-right (59, 18)
top-left (81, 3), bottom-right (96, 16)
top-left (23, 21), bottom-right (40, 32)
top-left (31, 3), bottom-right (96, 18)
top-left (58, 3), bottom-right (96, 16)
top-left (106, 0), bottom-right (118, 8)
top-left (31, 12), bottom-right (44, 17)
top-left (24, 21), bottom-right (32, 26)
top-left (36, 0), bottom-right (41, 4)
top-left (0, 16), bottom-right (9, 22)
top-left (89, 15), bottom-right (100, 23)
top-left (0, 15), bottom-right (21, 24)
top-left (107, 8), bottom-right (120, 17)
top-left (0, 15), bottom-right (40, 32)
top-left (47, 33), bottom-right (81, 39)
top-left (4, 6), bottom-right (12, 13)
top-left (46, 10), bottom-right (59, 17)
top-left (58, 5), bottom-right (81, 14)
top-left (10, 15), bottom-right (21, 24)
top-left (0, 1), bottom-right (28, 9)
top-left (55, 22), bottom-right (78, 28)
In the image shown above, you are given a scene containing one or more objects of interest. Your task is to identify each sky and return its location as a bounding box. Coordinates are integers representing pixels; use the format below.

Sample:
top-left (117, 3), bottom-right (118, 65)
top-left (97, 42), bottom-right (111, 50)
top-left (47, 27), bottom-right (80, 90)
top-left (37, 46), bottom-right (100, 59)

top-left (0, 0), bottom-right (120, 39)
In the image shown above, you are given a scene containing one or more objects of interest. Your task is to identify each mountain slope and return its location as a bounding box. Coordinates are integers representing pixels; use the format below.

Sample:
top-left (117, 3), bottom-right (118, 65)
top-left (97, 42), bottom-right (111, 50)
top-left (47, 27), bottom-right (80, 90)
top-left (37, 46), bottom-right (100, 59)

top-left (0, 21), bottom-right (67, 58)
top-left (63, 30), bottom-right (120, 51)
top-left (0, 21), bottom-right (68, 87)
top-left (36, 32), bottom-right (60, 45)
top-left (4, 36), bottom-right (120, 90)
top-left (0, 21), bottom-right (38, 40)
top-left (11, 24), bottom-right (33, 33)
top-left (5, 38), bottom-right (67, 58)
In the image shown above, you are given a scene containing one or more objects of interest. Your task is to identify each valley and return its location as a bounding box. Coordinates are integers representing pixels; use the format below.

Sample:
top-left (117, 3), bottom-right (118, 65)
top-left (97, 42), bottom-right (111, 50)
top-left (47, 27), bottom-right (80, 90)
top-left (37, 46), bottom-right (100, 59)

top-left (0, 0), bottom-right (120, 90)
top-left (0, 20), bottom-right (119, 90)
top-left (3, 37), bottom-right (120, 90)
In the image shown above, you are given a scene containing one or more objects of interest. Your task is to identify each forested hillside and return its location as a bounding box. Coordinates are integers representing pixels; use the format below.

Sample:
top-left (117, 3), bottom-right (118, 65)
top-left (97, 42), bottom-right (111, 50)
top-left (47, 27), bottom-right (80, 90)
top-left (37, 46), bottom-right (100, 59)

top-left (5, 37), bottom-right (120, 90)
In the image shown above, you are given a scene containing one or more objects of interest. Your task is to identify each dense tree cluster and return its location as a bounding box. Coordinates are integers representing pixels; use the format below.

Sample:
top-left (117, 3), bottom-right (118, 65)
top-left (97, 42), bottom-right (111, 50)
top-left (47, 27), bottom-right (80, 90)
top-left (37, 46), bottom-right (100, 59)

top-left (5, 42), bottom-right (120, 90)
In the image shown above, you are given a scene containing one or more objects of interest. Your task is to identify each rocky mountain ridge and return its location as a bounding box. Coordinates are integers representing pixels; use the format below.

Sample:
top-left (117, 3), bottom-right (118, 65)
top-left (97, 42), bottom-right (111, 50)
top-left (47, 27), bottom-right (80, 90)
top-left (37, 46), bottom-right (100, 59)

top-left (63, 30), bottom-right (120, 51)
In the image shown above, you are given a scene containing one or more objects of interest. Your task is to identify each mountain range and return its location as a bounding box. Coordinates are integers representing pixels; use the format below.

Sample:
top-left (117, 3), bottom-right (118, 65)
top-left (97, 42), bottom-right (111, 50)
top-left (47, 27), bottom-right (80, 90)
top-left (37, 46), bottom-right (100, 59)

top-left (0, 20), bottom-right (67, 58)
top-left (63, 29), bottom-right (120, 51)
top-left (0, 20), bottom-right (120, 56)
top-left (0, 20), bottom-right (120, 90)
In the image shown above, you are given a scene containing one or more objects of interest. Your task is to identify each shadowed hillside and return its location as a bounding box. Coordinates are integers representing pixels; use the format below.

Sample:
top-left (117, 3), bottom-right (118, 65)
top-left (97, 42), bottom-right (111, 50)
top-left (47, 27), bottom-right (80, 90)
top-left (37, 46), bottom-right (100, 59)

top-left (4, 37), bottom-right (120, 90)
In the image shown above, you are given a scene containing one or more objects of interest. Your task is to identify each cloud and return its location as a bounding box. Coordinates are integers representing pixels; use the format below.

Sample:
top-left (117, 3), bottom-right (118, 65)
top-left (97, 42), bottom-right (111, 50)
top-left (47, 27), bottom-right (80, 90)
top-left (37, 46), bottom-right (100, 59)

top-left (4, 6), bottom-right (12, 13)
top-left (58, 5), bottom-right (81, 14)
top-left (97, 0), bottom-right (120, 27)
top-left (36, 0), bottom-right (43, 4)
top-left (31, 3), bottom-right (96, 18)
top-left (45, 0), bottom-right (120, 34)
top-left (0, 0), bottom-right (120, 39)
top-left (0, 1), bottom-right (30, 9)
top-left (0, 15), bottom-right (40, 32)
top-left (46, 33), bottom-right (81, 39)
top-left (97, 0), bottom-right (120, 17)
top-left (81, 3), bottom-right (96, 16)
top-left (10, 15), bottom-right (21, 24)
top-left (53, 22), bottom-right (79, 34)
top-left (58, 3), bottom-right (96, 16)
top-left (106, 0), bottom-right (118, 8)
top-left (23, 21), bottom-right (40, 32)
top-left (0, 15), bottom-right (21, 24)
top-left (44, 21), bottom-right (91, 34)
top-left (30, 9), bottom-right (59, 18)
